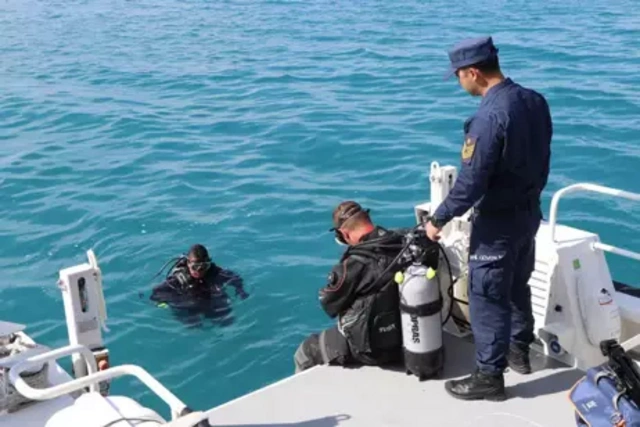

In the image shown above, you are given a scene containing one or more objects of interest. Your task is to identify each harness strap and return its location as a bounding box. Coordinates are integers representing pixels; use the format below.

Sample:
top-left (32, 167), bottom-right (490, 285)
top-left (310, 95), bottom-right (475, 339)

top-left (400, 298), bottom-right (442, 317)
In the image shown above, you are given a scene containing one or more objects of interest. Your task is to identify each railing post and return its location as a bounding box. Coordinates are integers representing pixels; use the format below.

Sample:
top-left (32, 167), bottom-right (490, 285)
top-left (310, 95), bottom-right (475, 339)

top-left (9, 344), bottom-right (188, 420)
top-left (548, 184), bottom-right (640, 259)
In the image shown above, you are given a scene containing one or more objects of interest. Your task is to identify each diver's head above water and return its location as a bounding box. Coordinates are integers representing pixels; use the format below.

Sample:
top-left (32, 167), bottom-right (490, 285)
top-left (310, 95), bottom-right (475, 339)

top-left (186, 243), bottom-right (212, 280)
top-left (330, 201), bottom-right (375, 246)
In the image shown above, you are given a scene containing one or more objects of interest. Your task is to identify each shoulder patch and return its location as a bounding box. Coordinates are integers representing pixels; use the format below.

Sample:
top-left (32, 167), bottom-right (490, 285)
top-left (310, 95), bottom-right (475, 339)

top-left (461, 135), bottom-right (476, 162)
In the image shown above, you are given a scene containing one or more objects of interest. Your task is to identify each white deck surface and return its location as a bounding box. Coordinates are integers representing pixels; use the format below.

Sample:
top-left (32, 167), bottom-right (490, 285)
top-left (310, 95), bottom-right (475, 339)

top-left (0, 322), bottom-right (25, 337)
top-left (205, 333), bottom-right (584, 427)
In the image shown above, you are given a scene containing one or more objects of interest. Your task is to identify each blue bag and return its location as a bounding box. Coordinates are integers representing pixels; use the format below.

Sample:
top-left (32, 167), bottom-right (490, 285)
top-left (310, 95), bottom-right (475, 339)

top-left (570, 365), bottom-right (640, 426)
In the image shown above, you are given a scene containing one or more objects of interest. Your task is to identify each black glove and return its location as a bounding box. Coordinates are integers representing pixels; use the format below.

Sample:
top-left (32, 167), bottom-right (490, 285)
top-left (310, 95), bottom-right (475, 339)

top-left (236, 288), bottom-right (249, 300)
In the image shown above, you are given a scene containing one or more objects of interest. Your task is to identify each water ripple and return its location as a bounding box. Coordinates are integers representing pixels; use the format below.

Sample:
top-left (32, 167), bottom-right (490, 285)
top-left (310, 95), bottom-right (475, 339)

top-left (1, 0), bottom-right (639, 414)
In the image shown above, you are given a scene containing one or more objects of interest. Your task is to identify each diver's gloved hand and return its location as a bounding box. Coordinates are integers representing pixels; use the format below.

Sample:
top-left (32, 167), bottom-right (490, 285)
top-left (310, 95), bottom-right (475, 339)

top-left (236, 289), bottom-right (249, 300)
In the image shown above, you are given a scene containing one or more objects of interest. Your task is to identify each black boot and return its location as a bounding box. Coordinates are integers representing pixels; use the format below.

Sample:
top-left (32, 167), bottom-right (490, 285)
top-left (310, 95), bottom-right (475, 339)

top-left (444, 370), bottom-right (506, 401)
top-left (507, 343), bottom-right (531, 375)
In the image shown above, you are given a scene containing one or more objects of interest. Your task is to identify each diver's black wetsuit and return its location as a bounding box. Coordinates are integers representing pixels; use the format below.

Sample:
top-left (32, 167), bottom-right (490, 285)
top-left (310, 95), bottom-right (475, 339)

top-left (294, 226), bottom-right (417, 371)
top-left (150, 261), bottom-right (248, 326)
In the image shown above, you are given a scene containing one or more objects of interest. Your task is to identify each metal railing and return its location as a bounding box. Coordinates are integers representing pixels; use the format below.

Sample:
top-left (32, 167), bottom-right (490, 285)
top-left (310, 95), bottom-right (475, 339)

top-left (548, 183), bottom-right (640, 262)
top-left (9, 344), bottom-right (188, 420)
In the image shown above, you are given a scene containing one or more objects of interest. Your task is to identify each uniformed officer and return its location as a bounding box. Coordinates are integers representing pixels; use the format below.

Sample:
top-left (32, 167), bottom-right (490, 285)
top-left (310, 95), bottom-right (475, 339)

top-left (293, 201), bottom-right (410, 373)
top-left (425, 36), bottom-right (552, 401)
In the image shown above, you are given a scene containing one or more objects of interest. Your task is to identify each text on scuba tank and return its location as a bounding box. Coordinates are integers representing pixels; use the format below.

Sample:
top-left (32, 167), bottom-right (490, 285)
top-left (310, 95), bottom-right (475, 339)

top-left (411, 314), bottom-right (420, 343)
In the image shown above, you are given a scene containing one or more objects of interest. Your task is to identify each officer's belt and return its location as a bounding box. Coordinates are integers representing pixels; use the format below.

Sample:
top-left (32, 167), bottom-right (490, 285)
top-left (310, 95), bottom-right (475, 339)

top-left (474, 198), bottom-right (538, 216)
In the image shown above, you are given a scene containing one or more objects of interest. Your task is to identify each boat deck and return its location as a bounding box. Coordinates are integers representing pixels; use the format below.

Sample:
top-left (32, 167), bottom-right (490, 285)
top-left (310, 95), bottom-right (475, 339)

top-left (205, 333), bottom-right (584, 427)
top-left (0, 362), bottom-right (74, 427)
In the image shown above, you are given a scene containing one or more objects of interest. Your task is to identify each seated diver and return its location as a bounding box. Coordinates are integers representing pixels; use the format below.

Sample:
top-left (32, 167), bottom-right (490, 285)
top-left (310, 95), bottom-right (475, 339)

top-left (150, 244), bottom-right (248, 325)
top-left (294, 201), bottom-right (435, 372)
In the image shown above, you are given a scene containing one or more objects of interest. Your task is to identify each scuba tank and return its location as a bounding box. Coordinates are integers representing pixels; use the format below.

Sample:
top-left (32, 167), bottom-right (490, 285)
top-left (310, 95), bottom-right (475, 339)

top-left (396, 263), bottom-right (444, 380)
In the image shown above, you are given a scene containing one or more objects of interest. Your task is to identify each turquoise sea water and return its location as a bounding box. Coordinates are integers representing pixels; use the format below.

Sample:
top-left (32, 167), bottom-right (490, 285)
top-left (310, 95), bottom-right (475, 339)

top-left (1, 0), bottom-right (639, 418)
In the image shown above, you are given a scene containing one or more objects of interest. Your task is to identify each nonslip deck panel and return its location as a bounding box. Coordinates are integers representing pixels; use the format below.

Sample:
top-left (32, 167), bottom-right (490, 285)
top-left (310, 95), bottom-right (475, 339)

top-left (206, 333), bottom-right (583, 426)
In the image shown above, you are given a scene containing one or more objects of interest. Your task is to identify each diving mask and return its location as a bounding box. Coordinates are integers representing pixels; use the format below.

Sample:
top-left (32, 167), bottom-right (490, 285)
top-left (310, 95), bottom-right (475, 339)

top-left (188, 260), bottom-right (211, 272)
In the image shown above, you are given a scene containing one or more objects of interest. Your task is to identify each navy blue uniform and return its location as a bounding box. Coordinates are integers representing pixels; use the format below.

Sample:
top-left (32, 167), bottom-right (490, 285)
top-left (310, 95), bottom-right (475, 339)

top-left (433, 77), bottom-right (552, 374)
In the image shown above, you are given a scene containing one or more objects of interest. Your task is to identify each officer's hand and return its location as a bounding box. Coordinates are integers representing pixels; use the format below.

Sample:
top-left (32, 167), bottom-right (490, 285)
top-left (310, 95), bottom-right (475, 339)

top-left (236, 289), bottom-right (249, 300)
top-left (426, 222), bottom-right (442, 241)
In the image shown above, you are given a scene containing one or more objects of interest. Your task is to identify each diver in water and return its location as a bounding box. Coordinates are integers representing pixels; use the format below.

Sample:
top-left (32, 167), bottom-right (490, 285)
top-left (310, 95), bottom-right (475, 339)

top-left (149, 244), bottom-right (248, 326)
